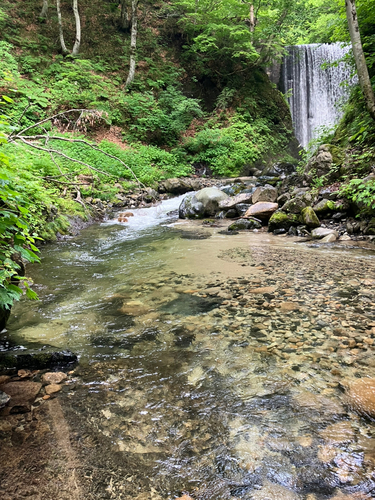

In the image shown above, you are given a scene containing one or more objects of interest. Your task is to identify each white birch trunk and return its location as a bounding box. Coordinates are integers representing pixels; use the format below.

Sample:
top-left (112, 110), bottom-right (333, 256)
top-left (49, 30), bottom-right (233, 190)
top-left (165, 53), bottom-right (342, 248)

top-left (56, 0), bottom-right (69, 54)
top-left (71, 0), bottom-right (81, 56)
top-left (250, 3), bottom-right (255, 33)
top-left (125, 0), bottom-right (138, 88)
top-left (345, 0), bottom-right (375, 121)
top-left (40, 0), bottom-right (48, 19)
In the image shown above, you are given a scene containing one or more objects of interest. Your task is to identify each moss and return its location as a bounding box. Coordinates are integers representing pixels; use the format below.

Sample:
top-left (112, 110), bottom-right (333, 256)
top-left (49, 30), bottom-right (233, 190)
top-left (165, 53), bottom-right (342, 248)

top-left (268, 211), bottom-right (299, 232)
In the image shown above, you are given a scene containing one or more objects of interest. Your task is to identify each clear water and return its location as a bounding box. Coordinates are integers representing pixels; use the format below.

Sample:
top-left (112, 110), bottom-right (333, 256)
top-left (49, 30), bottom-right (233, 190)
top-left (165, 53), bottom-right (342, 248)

top-left (5, 197), bottom-right (375, 500)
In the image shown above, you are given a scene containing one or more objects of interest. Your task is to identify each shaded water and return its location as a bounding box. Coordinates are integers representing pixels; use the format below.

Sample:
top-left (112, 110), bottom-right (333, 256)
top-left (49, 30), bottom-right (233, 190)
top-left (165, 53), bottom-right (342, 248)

top-left (5, 197), bottom-right (375, 499)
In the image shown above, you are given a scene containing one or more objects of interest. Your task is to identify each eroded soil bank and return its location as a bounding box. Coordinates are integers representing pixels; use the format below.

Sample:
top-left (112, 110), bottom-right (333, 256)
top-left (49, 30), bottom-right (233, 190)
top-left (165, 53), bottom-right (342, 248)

top-left (1, 204), bottom-right (375, 500)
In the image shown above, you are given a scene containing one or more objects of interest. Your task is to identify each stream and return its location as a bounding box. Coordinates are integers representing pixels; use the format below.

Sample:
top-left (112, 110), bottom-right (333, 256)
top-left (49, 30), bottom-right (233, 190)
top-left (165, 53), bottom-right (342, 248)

top-left (3, 194), bottom-right (375, 500)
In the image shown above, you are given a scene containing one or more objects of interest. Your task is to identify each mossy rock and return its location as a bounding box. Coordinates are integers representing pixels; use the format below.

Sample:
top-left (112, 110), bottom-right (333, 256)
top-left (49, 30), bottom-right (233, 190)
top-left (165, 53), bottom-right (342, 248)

top-left (268, 211), bottom-right (299, 232)
top-left (301, 207), bottom-right (320, 229)
top-left (0, 350), bottom-right (78, 373)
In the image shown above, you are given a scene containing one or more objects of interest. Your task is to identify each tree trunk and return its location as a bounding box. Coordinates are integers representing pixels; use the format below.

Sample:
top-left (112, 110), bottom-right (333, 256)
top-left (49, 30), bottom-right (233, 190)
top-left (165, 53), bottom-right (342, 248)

top-left (71, 0), bottom-right (81, 56)
top-left (249, 3), bottom-right (255, 33)
top-left (125, 0), bottom-right (138, 88)
top-left (345, 0), bottom-right (375, 121)
top-left (120, 0), bottom-right (131, 31)
top-left (56, 0), bottom-right (69, 54)
top-left (40, 0), bottom-right (48, 19)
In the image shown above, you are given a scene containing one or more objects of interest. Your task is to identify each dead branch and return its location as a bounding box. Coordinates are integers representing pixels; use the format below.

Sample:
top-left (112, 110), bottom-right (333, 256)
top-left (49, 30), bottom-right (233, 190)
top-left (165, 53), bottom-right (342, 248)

top-left (9, 133), bottom-right (143, 188)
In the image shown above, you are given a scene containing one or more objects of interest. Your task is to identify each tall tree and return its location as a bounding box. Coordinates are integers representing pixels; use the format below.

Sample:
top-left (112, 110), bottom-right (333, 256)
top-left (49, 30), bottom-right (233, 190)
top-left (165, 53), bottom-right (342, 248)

top-left (56, 0), bottom-right (82, 57)
top-left (56, 0), bottom-right (69, 54)
top-left (71, 0), bottom-right (81, 56)
top-left (40, 0), bottom-right (48, 19)
top-left (345, 0), bottom-right (375, 121)
top-left (125, 0), bottom-right (139, 87)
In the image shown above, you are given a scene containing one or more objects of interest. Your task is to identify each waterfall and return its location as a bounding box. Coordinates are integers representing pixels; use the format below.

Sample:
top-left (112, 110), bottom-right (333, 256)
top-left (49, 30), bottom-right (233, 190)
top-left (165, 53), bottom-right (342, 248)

top-left (281, 43), bottom-right (356, 148)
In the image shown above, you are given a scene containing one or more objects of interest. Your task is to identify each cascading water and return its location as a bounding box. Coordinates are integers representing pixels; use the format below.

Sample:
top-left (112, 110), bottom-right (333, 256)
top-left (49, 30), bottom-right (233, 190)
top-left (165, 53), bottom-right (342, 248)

top-left (281, 43), bottom-right (356, 148)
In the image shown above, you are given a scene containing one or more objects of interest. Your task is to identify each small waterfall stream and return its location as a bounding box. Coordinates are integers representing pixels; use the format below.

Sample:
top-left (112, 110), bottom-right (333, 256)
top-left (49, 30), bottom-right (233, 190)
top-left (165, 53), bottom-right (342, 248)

top-left (281, 43), bottom-right (356, 148)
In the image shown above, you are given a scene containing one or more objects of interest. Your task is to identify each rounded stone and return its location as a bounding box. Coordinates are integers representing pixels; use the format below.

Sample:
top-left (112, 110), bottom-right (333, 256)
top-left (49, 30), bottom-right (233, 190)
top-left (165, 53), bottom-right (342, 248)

top-left (347, 378), bottom-right (375, 417)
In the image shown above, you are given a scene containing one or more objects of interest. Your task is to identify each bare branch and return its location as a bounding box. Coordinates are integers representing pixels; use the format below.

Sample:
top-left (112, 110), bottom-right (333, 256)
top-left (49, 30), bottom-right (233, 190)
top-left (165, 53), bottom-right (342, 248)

top-left (11, 109), bottom-right (104, 138)
top-left (10, 134), bottom-right (143, 188)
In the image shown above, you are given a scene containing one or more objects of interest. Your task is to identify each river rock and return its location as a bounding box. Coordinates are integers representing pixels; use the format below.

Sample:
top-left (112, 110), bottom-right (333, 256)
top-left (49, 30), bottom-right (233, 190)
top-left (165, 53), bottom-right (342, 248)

top-left (159, 178), bottom-right (198, 194)
top-left (252, 185), bottom-right (278, 204)
top-left (304, 145), bottom-right (334, 184)
top-left (244, 202), bottom-right (278, 221)
top-left (311, 228), bottom-right (339, 239)
top-left (262, 162), bottom-right (296, 178)
top-left (346, 378), bottom-right (375, 417)
top-left (282, 197), bottom-right (307, 214)
top-left (313, 199), bottom-right (333, 214)
top-left (301, 207), bottom-right (320, 228)
top-left (0, 381), bottom-right (42, 413)
top-left (42, 372), bottom-right (68, 385)
top-left (45, 384), bottom-right (62, 395)
top-left (228, 219), bottom-right (262, 231)
top-left (219, 192), bottom-right (253, 209)
top-left (319, 421), bottom-right (354, 444)
top-left (268, 211), bottom-right (299, 232)
top-left (320, 233), bottom-right (337, 243)
top-left (179, 188), bottom-right (229, 219)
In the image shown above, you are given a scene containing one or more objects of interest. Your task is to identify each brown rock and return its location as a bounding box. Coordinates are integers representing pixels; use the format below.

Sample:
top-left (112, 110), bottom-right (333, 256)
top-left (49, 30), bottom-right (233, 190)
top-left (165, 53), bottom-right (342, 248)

top-left (1, 382), bottom-right (42, 413)
top-left (45, 384), bottom-right (62, 395)
top-left (252, 186), bottom-right (278, 204)
top-left (0, 375), bottom-right (11, 385)
top-left (244, 202), bottom-right (278, 221)
top-left (42, 372), bottom-right (68, 385)
top-left (248, 287), bottom-right (276, 294)
top-left (347, 378), bottom-right (375, 417)
top-left (176, 496), bottom-right (194, 500)
top-left (17, 369), bottom-right (32, 379)
top-left (319, 421), bottom-right (354, 444)
top-left (280, 302), bottom-right (299, 312)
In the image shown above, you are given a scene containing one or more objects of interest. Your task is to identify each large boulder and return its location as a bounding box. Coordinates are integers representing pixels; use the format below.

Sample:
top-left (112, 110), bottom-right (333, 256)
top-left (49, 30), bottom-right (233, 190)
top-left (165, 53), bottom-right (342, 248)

top-left (244, 202), bottom-right (278, 222)
top-left (313, 199), bottom-right (333, 214)
top-left (159, 178), bottom-right (201, 194)
top-left (252, 185), bottom-right (278, 204)
top-left (268, 211), bottom-right (299, 232)
top-left (301, 207), bottom-right (320, 228)
top-left (219, 192), bottom-right (254, 210)
top-left (179, 188), bottom-right (229, 219)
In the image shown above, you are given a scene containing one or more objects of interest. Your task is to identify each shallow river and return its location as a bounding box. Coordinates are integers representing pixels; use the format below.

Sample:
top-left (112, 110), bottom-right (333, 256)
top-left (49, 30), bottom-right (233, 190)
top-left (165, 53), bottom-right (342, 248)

top-left (4, 195), bottom-right (375, 500)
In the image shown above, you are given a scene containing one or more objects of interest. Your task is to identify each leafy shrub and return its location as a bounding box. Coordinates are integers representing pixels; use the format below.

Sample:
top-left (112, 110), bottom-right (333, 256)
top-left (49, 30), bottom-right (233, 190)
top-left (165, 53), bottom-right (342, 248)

top-left (340, 178), bottom-right (375, 212)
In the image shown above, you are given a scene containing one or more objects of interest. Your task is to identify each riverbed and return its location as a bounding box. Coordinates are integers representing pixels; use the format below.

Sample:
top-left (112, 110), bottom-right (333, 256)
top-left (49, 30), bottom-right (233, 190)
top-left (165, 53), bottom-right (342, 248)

top-left (1, 196), bottom-right (375, 500)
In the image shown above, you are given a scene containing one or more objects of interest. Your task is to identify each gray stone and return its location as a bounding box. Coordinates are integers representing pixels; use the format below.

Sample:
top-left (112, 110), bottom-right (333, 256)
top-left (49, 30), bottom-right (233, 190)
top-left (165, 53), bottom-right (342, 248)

top-left (252, 185), bottom-right (278, 204)
top-left (218, 192), bottom-right (254, 209)
top-left (320, 233), bottom-right (338, 243)
top-left (0, 390), bottom-right (10, 409)
top-left (311, 228), bottom-right (339, 239)
top-left (304, 145), bottom-right (334, 183)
